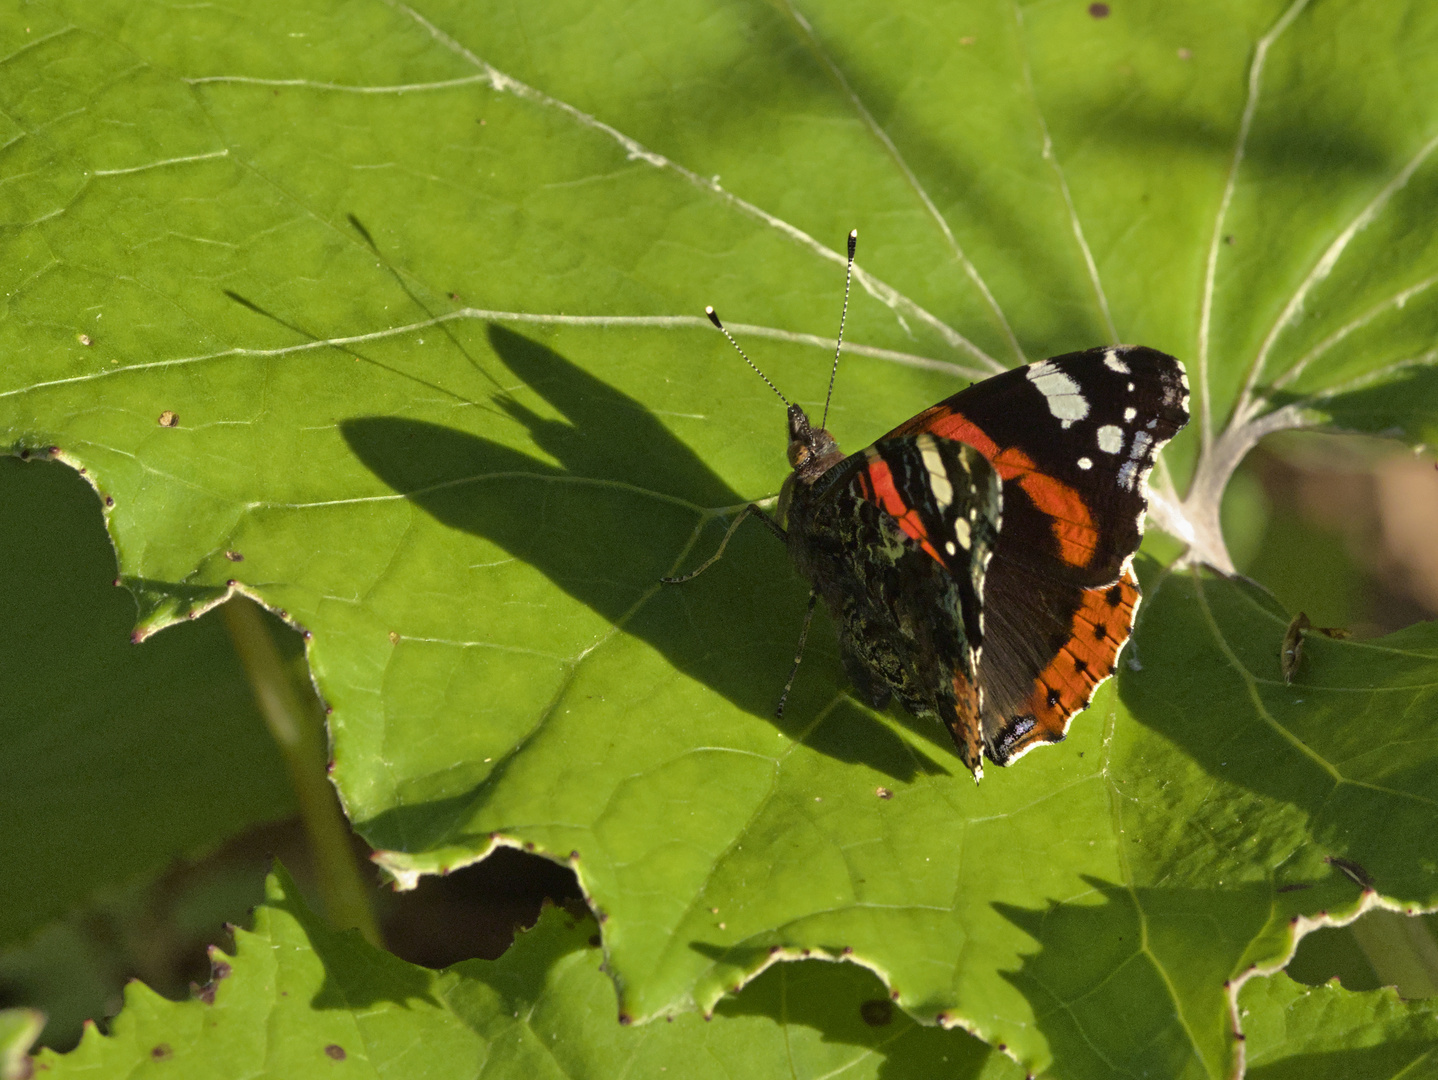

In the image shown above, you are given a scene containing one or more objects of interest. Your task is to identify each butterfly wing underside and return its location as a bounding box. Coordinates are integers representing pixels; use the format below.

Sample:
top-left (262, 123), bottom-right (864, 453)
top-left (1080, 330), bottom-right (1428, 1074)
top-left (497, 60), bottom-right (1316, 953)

top-left (821, 433), bottom-right (1003, 773)
top-left (888, 346), bottom-right (1190, 765)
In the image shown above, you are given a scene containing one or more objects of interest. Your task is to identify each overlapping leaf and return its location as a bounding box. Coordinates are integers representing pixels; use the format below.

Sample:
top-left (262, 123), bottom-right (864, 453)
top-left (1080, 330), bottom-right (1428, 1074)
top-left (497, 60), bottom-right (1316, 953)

top-left (1239, 972), bottom-right (1438, 1078)
top-left (4, 2), bottom-right (1438, 1077)
top-left (0, 458), bottom-right (294, 951)
top-left (36, 868), bottom-right (1023, 1079)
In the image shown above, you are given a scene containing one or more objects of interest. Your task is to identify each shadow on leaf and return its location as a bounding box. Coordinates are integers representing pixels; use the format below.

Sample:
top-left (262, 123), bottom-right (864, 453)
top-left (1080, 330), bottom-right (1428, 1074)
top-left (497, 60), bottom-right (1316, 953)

top-left (264, 864), bottom-right (444, 1013)
top-left (994, 876), bottom-right (1276, 1079)
top-left (1120, 565), bottom-right (1438, 900)
top-left (1266, 362), bottom-right (1438, 446)
top-left (340, 325), bottom-right (954, 797)
top-left (716, 958), bottom-right (1014, 1080)
top-left (1246, 1044), bottom-right (1438, 1080)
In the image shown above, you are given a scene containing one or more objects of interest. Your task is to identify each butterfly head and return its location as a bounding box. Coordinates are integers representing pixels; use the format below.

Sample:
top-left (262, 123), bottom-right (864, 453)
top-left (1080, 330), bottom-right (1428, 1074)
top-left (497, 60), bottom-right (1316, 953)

top-left (786, 404), bottom-right (843, 484)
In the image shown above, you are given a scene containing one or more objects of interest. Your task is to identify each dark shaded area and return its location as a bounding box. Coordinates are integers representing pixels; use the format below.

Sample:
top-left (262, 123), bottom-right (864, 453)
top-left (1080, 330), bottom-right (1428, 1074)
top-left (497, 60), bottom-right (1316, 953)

top-left (1266, 362), bottom-right (1438, 449)
top-left (0, 455), bottom-right (298, 1048)
top-left (1247, 1044), bottom-right (1438, 1080)
top-left (0, 815), bottom-right (589, 1051)
top-left (1075, 103), bottom-right (1392, 185)
top-left (993, 877), bottom-right (1274, 1080)
top-left (1118, 562), bottom-right (1438, 901)
top-left (383, 846), bottom-right (585, 968)
top-left (714, 957), bottom-right (1007, 1080)
top-left (341, 325), bottom-right (955, 800)
top-left (1285, 923), bottom-right (1382, 993)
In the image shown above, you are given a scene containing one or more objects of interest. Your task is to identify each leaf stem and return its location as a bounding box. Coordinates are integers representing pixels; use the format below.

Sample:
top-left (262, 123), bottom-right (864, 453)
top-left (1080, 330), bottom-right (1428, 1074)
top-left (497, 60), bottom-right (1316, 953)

top-left (221, 597), bottom-right (382, 947)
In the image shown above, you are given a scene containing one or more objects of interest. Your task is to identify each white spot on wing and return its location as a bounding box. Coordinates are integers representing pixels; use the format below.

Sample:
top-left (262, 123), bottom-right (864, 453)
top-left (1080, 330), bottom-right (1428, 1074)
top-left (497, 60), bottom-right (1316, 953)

top-left (1117, 460), bottom-right (1139, 490)
top-left (1124, 406), bottom-right (1137, 422)
top-left (945, 540), bottom-right (957, 555)
top-left (916, 433), bottom-right (953, 509)
top-left (1026, 361), bottom-right (1089, 428)
top-left (1077, 456), bottom-right (1093, 470)
top-left (1130, 430), bottom-right (1153, 459)
top-left (1097, 425), bottom-right (1125, 454)
top-left (1104, 348), bottom-right (1131, 374)
top-left (953, 516), bottom-right (971, 549)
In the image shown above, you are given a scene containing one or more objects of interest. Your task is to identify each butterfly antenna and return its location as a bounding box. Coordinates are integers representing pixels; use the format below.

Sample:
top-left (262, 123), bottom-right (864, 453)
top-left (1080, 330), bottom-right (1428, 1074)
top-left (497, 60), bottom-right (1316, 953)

top-left (705, 306), bottom-right (790, 407)
top-left (820, 229), bottom-right (858, 429)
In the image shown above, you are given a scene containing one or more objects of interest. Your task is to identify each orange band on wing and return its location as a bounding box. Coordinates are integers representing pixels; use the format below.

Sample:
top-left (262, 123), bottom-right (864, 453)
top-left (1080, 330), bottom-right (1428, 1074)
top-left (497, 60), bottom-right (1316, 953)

top-left (1008, 570), bottom-right (1139, 754)
top-left (862, 452), bottom-right (945, 564)
top-left (912, 409), bottom-right (1097, 568)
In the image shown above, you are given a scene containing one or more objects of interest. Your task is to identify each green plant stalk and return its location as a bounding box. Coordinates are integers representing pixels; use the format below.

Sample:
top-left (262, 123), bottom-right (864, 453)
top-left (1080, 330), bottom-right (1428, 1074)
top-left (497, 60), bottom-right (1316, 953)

top-left (0, 1008), bottom-right (44, 1080)
top-left (1351, 910), bottom-right (1438, 1000)
top-left (221, 598), bottom-right (382, 948)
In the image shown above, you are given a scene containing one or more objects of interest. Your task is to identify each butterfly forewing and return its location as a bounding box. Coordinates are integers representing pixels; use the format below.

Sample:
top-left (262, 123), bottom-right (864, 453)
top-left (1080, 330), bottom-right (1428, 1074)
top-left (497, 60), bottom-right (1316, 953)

top-left (890, 346), bottom-right (1189, 589)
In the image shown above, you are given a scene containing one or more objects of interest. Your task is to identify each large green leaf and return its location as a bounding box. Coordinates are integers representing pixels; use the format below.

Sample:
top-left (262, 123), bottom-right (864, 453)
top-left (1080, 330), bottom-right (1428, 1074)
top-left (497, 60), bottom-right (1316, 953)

top-left (0, 456), bottom-right (295, 951)
top-left (37, 867), bottom-right (1023, 1079)
top-left (5, 2), bottom-right (1438, 1077)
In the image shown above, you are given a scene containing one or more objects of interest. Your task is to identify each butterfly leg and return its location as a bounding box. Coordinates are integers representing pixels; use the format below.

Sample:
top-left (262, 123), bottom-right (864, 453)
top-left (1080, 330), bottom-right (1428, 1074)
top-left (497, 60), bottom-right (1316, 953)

top-left (776, 590), bottom-right (818, 718)
top-left (661, 503), bottom-right (785, 584)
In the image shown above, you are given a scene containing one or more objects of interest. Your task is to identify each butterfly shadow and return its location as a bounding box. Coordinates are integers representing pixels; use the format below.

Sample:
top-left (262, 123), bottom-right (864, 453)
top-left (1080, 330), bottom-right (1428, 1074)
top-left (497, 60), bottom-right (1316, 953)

top-left (340, 324), bottom-right (957, 789)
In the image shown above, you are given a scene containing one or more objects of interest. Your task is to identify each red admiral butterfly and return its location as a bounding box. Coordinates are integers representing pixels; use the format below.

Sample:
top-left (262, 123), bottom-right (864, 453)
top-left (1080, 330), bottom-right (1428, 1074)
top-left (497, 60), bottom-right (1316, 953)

top-left (667, 232), bottom-right (1190, 780)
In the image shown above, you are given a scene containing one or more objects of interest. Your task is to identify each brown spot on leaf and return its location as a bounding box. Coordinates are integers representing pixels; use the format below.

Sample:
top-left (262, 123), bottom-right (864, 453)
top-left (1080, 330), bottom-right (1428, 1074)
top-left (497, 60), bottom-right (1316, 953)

top-left (151, 1044), bottom-right (172, 1060)
top-left (1088, 2), bottom-right (1110, 16)
top-left (158, 411), bottom-right (178, 427)
top-left (324, 1044), bottom-right (346, 1060)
